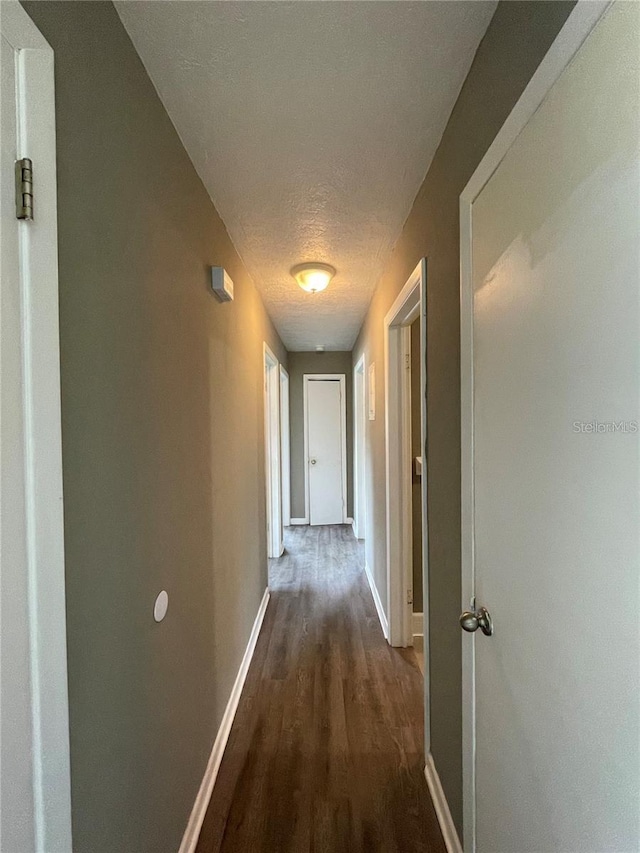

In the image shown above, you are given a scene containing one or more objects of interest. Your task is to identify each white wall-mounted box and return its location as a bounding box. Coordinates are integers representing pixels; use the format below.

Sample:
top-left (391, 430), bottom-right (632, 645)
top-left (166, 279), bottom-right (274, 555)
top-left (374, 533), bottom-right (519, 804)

top-left (210, 267), bottom-right (234, 302)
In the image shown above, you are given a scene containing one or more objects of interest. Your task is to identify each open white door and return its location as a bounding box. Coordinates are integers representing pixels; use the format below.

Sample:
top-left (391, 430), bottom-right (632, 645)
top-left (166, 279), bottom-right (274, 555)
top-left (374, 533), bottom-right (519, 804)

top-left (1, 4), bottom-right (72, 850)
top-left (461, 3), bottom-right (640, 851)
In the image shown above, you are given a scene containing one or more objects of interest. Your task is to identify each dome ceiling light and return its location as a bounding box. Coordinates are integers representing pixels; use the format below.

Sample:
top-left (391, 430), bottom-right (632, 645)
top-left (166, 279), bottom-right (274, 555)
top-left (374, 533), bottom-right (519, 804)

top-left (291, 263), bottom-right (336, 294)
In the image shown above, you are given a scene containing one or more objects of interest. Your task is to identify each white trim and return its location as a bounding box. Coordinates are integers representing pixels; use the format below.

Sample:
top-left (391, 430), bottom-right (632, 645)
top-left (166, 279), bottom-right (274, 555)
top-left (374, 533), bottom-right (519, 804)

top-left (345, 517), bottom-right (353, 525)
top-left (263, 343), bottom-right (282, 558)
top-left (302, 374), bottom-right (348, 525)
top-left (289, 517), bottom-right (308, 526)
top-left (2, 2), bottom-right (51, 48)
top-left (364, 562), bottom-right (389, 640)
top-left (368, 361), bottom-right (376, 421)
top-left (417, 261), bottom-right (430, 756)
top-left (384, 260), bottom-right (427, 651)
top-left (353, 354), bottom-right (366, 541)
top-left (412, 612), bottom-right (424, 638)
top-left (178, 588), bottom-right (271, 853)
top-left (459, 4), bottom-right (610, 850)
top-left (1, 5), bottom-right (73, 850)
top-left (279, 365), bottom-right (291, 527)
top-left (424, 754), bottom-right (463, 853)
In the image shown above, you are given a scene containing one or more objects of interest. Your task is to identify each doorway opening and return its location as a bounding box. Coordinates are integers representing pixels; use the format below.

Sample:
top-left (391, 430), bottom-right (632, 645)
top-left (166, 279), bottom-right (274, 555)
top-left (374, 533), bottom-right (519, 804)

top-left (409, 319), bottom-right (425, 673)
top-left (383, 258), bottom-right (428, 660)
top-left (303, 374), bottom-right (348, 526)
top-left (263, 342), bottom-right (283, 558)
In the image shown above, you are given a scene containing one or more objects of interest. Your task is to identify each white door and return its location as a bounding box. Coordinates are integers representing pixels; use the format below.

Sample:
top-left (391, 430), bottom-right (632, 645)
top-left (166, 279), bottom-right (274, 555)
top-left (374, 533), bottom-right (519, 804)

top-left (1, 5), bottom-right (72, 850)
top-left (462, 3), bottom-right (640, 851)
top-left (305, 377), bottom-right (345, 526)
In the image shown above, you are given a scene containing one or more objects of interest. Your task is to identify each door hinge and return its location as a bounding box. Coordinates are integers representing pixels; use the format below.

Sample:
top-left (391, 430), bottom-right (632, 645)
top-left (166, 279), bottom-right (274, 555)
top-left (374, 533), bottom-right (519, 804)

top-left (15, 158), bottom-right (33, 221)
top-left (405, 352), bottom-right (410, 369)
top-left (407, 588), bottom-right (413, 605)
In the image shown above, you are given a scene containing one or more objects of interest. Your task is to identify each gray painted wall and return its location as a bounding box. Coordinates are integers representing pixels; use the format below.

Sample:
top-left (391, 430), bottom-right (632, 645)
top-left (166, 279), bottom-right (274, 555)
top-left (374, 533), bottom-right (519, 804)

top-left (22, 3), bottom-right (286, 850)
top-left (352, 0), bottom-right (576, 833)
top-left (288, 351), bottom-right (353, 521)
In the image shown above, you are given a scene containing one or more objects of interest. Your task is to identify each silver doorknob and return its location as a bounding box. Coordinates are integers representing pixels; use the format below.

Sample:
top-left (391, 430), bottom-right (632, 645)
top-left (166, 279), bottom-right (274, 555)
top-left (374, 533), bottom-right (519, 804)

top-left (309, 458), bottom-right (317, 465)
top-left (459, 606), bottom-right (493, 636)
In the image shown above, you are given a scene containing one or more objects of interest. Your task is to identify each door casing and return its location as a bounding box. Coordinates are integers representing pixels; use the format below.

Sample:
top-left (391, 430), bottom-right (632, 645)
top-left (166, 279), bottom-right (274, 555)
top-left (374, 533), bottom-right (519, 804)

top-left (263, 342), bottom-right (283, 558)
top-left (353, 355), bottom-right (366, 541)
top-left (384, 259), bottom-right (429, 663)
top-left (279, 365), bottom-right (291, 527)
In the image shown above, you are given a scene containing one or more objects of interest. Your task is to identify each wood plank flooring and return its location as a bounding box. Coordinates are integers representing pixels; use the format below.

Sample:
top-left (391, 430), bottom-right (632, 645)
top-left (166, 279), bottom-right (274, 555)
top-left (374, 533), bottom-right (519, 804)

top-left (196, 524), bottom-right (445, 853)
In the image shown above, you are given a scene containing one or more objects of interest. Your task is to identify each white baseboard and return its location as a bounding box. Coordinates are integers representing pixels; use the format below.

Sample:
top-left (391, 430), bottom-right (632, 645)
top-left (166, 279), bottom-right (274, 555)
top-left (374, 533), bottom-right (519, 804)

top-left (289, 517), bottom-right (308, 525)
top-left (412, 611), bottom-right (424, 637)
top-left (345, 516), bottom-right (354, 525)
top-left (364, 561), bottom-right (389, 640)
top-left (178, 587), bottom-right (271, 853)
top-left (424, 753), bottom-right (462, 853)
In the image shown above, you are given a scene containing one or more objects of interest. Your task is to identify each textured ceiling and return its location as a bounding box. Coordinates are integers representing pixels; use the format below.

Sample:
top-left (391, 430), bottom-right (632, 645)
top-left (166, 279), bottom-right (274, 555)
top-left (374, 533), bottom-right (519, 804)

top-left (116, 1), bottom-right (496, 351)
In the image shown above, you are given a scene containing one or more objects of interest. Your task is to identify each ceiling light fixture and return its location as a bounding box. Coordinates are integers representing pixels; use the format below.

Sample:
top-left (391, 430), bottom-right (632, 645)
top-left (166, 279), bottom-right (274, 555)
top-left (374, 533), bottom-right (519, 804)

top-left (291, 262), bottom-right (336, 294)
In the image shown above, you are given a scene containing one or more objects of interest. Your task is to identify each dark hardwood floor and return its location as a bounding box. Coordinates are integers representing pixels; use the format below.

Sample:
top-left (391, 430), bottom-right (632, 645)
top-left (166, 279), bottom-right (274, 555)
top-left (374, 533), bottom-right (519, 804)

top-left (196, 524), bottom-right (445, 853)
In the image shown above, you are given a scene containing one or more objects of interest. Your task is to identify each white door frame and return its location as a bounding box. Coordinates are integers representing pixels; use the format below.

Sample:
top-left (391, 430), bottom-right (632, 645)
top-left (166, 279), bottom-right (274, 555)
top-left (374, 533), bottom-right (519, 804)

top-left (1, 4), bottom-right (73, 850)
top-left (279, 365), bottom-right (291, 527)
top-left (384, 259), bottom-right (429, 657)
top-left (353, 355), bottom-right (366, 540)
top-left (263, 342), bottom-right (283, 558)
top-left (303, 374), bottom-right (348, 525)
top-left (459, 3), bottom-right (610, 849)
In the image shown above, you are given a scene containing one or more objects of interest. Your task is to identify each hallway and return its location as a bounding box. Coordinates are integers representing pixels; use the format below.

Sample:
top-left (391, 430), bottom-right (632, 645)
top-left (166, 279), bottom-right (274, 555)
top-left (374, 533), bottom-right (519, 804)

top-left (196, 525), bottom-right (445, 853)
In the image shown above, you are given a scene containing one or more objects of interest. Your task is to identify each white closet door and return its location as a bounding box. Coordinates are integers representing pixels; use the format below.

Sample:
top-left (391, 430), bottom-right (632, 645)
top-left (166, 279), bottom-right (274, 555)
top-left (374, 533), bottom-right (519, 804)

top-left (306, 379), bottom-right (344, 526)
